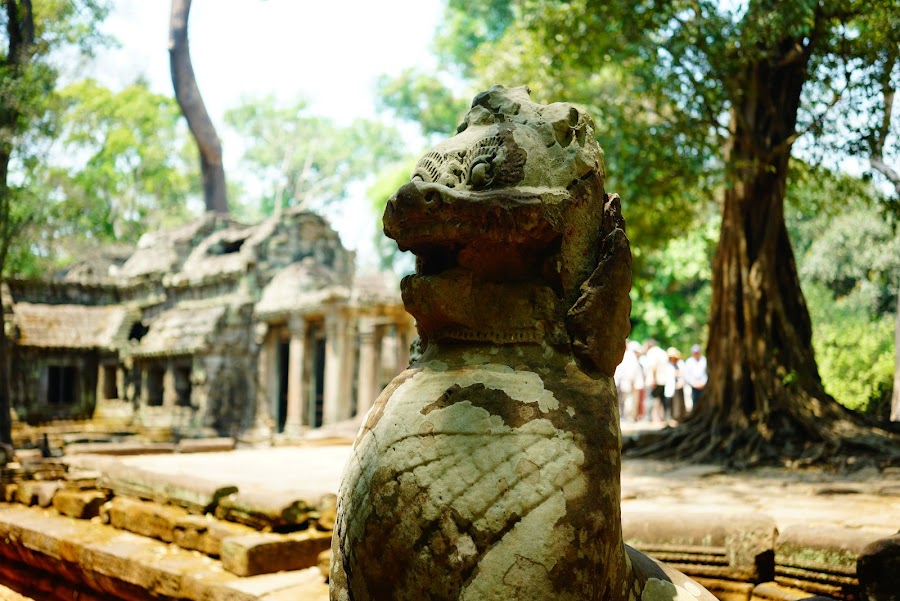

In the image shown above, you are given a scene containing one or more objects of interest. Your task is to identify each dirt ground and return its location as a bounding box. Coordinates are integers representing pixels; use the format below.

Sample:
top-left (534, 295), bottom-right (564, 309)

top-left (93, 434), bottom-right (900, 537)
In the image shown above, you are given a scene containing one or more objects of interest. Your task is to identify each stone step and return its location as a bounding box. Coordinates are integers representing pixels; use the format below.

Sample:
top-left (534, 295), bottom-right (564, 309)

top-left (0, 503), bottom-right (328, 601)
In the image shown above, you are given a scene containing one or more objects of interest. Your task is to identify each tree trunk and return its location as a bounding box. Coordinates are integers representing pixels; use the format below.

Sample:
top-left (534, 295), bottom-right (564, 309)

top-left (629, 39), bottom-right (900, 467)
top-left (0, 0), bottom-right (36, 447)
top-left (892, 288), bottom-right (900, 421)
top-left (168, 0), bottom-right (228, 214)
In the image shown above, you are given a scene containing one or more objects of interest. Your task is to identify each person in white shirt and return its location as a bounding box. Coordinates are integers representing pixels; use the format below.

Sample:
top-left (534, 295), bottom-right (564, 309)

top-left (614, 341), bottom-right (644, 421)
top-left (683, 344), bottom-right (708, 410)
top-left (643, 339), bottom-right (669, 422)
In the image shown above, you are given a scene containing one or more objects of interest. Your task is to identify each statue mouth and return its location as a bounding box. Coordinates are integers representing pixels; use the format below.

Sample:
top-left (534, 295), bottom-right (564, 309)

top-left (383, 181), bottom-right (565, 280)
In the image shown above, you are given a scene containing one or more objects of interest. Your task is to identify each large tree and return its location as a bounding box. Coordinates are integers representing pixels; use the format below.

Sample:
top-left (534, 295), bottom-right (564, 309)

top-left (169, 0), bottom-right (227, 213)
top-left (385, 0), bottom-right (900, 466)
top-left (0, 0), bottom-right (109, 445)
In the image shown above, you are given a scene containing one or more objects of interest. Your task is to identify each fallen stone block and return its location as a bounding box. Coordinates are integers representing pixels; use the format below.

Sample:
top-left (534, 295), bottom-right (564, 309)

top-left (622, 510), bottom-right (777, 583)
top-left (857, 533), bottom-right (900, 601)
top-left (63, 470), bottom-right (101, 491)
top-left (15, 480), bottom-right (62, 507)
top-left (220, 530), bottom-right (333, 577)
top-left (173, 514), bottom-right (256, 557)
top-left (103, 496), bottom-right (188, 543)
top-left (98, 461), bottom-right (237, 514)
top-left (0, 483), bottom-right (17, 503)
top-left (775, 525), bottom-right (890, 599)
top-left (175, 437), bottom-right (235, 453)
top-left (214, 490), bottom-right (317, 531)
top-left (52, 489), bottom-right (109, 520)
top-left (63, 441), bottom-right (175, 456)
top-left (694, 577), bottom-right (754, 601)
top-left (317, 548), bottom-right (331, 582)
top-left (315, 493), bottom-right (337, 531)
top-left (751, 581), bottom-right (835, 600)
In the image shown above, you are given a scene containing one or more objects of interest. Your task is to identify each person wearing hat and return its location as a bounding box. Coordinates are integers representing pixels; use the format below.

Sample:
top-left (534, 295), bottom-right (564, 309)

top-left (664, 347), bottom-right (686, 422)
top-left (614, 340), bottom-right (645, 421)
top-left (683, 344), bottom-right (708, 410)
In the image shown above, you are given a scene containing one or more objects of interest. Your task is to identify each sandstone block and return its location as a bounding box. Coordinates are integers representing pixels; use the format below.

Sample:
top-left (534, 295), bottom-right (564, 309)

top-left (214, 490), bottom-right (315, 531)
top-left (98, 461), bottom-right (237, 514)
top-left (751, 581), bottom-right (834, 600)
top-left (15, 480), bottom-right (62, 507)
top-left (220, 530), bottom-right (332, 577)
top-left (775, 524), bottom-right (890, 598)
top-left (175, 437), bottom-right (235, 453)
top-left (317, 548), bottom-right (331, 582)
top-left (173, 514), bottom-right (256, 557)
top-left (52, 489), bottom-right (108, 519)
top-left (857, 533), bottom-right (900, 601)
top-left (104, 496), bottom-right (188, 543)
top-left (623, 510), bottom-right (777, 582)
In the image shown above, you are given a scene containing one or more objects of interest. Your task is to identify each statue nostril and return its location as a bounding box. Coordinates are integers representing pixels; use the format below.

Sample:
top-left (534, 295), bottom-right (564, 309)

top-left (385, 199), bottom-right (396, 218)
top-left (424, 190), bottom-right (442, 206)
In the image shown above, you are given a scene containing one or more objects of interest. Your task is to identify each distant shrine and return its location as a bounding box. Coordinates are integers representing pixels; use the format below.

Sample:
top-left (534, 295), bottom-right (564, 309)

top-left (2, 209), bottom-right (413, 437)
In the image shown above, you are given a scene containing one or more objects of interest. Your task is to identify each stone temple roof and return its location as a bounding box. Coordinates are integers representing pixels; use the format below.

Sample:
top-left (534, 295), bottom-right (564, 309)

top-left (12, 302), bottom-right (135, 350)
top-left (117, 213), bottom-right (234, 280)
top-left (131, 304), bottom-right (228, 358)
top-left (255, 259), bottom-right (349, 319)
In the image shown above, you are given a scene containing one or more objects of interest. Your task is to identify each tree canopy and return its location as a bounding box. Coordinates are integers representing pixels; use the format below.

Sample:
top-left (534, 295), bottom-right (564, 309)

top-left (376, 0), bottom-right (900, 466)
top-left (226, 95), bottom-right (405, 216)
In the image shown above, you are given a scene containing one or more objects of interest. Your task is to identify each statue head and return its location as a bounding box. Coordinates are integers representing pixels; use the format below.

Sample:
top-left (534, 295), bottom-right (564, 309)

top-left (383, 85), bottom-right (631, 376)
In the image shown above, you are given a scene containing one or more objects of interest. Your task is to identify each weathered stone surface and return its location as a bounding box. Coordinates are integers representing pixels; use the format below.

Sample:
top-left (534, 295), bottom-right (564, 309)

top-left (176, 437), bottom-right (235, 454)
top-left (64, 442), bottom-right (175, 456)
top-left (14, 480), bottom-right (62, 507)
top-left (173, 513), bottom-right (256, 557)
top-left (622, 511), bottom-right (777, 582)
top-left (693, 578), bottom-right (754, 601)
top-left (332, 85), bottom-right (713, 600)
top-left (857, 533), bottom-right (900, 601)
top-left (0, 503), bottom-right (330, 601)
top-left (775, 525), bottom-right (888, 599)
top-left (214, 490), bottom-right (314, 531)
top-left (221, 530), bottom-right (332, 577)
top-left (751, 581), bottom-right (835, 600)
top-left (103, 496), bottom-right (188, 542)
top-left (52, 489), bottom-right (108, 519)
top-left (98, 461), bottom-right (237, 513)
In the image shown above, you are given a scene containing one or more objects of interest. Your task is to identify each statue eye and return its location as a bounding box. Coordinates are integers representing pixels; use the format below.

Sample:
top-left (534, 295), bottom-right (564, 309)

top-left (411, 173), bottom-right (425, 182)
top-left (468, 156), bottom-right (494, 189)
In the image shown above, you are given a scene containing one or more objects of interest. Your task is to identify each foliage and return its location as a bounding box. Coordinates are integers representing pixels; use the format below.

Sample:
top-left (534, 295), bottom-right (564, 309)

top-left (0, 0), bottom-right (112, 278)
top-left (225, 95), bottom-right (405, 216)
top-left (40, 79), bottom-right (199, 254)
top-left (787, 165), bottom-right (899, 414)
top-left (376, 70), bottom-right (468, 138)
top-left (630, 216), bottom-right (717, 352)
top-left (366, 157), bottom-right (419, 272)
top-left (806, 282), bottom-right (895, 415)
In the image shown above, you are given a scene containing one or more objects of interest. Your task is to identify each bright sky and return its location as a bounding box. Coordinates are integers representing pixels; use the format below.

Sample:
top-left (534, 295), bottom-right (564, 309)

top-left (93, 0), bottom-right (445, 266)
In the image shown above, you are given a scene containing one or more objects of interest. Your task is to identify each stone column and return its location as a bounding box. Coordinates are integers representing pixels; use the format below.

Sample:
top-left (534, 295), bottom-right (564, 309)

top-left (356, 317), bottom-right (379, 417)
top-left (96, 362), bottom-right (108, 403)
top-left (251, 323), bottom-right (274, 439)
top-left (162, 361), bottom-right (177, 407)
top-left (322, 309), bottom-right (344, 425)
top-left (339, 317), bottom-right (358, 419)
top-left (284, 316), bottom-right (306, 436)
top-left (396, 322), bottom-right (413, 372)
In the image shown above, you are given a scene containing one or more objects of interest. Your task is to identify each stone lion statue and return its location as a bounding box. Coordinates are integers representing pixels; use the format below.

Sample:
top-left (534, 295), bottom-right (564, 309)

top-left (330, 85), bottom-right (715, 601)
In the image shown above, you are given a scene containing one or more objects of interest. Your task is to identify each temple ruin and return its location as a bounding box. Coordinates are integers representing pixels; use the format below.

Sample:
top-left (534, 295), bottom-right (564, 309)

top-left (2, 208), bottom-right (414, 438)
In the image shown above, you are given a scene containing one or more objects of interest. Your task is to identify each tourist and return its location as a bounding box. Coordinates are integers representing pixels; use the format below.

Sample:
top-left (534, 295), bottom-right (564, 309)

top-left (683, 344), bottom-right (708, 410)
top-left (643, 339), bottom-right (669, 422)
top-left (614, 340), bottom-right (644, 421)
top-left (664, 347), bottom-right (686, 422)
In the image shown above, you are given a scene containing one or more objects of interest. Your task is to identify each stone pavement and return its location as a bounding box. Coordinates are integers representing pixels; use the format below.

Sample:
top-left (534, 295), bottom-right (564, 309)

top-left (74, 442), bottom-right (900, 534)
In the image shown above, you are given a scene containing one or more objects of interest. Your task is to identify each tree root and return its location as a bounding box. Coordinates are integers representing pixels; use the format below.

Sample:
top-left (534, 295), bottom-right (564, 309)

top-left (624, 403), bottom-right (900, 470)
